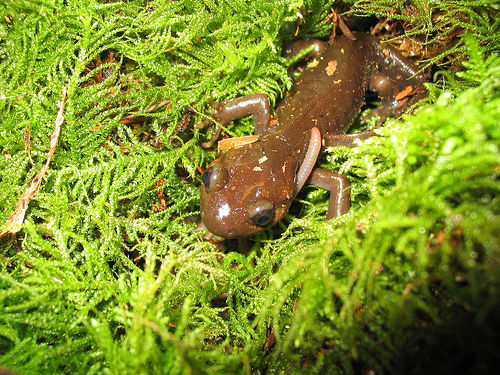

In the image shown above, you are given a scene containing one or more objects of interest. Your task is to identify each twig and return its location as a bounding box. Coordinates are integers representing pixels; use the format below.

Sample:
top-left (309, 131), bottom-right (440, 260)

top-left (323, 7), bottom-right (357, 42)
top-left (0, 87), bottom-right (67, 240)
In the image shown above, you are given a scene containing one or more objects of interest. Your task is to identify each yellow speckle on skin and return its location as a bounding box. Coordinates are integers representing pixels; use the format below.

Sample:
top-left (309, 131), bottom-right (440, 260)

top-left (258, 156), bottom-right (268, 164)
top-left (253, 166), bottom-right (263, 172)
top-left (326, 60), bottom-right (337, 76)
top-left (307, 58), bottom-right (320, 68)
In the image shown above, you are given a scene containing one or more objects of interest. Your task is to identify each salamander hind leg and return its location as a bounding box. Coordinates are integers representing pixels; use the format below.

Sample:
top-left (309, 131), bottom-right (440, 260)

top-left (370, 42), bottom-right (428, 121)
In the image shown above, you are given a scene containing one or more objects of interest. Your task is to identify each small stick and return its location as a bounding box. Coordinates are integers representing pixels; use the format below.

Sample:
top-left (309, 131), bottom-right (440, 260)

top-left (323, 7), bottom-right (357, 43)
top-left (0, 87), bottom-right (67, 240)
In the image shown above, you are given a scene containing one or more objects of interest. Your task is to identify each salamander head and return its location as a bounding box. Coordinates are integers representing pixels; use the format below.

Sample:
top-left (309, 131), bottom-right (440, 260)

top-left (200, 139), bottom-right (298, 238)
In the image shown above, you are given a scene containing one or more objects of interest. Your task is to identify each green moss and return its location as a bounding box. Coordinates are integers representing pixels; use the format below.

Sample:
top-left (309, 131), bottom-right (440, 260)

top-left (1, 1), bottom-right (499, 374)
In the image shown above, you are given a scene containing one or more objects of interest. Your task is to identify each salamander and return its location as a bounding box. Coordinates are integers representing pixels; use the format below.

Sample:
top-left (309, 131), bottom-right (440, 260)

top-left (197, 32), bottom-right (427, 238)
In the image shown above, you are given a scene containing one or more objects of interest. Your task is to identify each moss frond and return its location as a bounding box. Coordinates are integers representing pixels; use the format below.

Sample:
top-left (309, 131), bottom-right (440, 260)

top-left (0, 1), bottom-right (498, 374)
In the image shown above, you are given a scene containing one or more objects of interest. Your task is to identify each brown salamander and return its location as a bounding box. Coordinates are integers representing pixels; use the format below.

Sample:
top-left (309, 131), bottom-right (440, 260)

top-left (197, 32), bottom-right (427, 238)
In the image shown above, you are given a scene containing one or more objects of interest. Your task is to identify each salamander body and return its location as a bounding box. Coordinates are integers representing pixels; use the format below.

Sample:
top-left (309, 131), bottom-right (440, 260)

top-left (198, 32), bottom-right (426, 238)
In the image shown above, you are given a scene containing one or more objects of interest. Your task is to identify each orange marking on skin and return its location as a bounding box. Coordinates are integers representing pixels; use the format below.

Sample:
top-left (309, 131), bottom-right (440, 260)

top-left (395, 85), bottom-right (414, 100)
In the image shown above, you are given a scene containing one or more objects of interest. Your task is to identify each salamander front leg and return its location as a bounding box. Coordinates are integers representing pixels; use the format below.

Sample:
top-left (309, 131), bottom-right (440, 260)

top-left (195, 93), bottom-right (271, 148)
top-left (195, 114), bottom-right (222, 148)
top-left (308, 168), bottom-right (351, 219)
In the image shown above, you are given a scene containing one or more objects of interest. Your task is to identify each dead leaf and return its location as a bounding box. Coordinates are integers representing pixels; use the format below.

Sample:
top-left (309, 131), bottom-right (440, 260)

top-left (217, 135), bottom-right (259, 154)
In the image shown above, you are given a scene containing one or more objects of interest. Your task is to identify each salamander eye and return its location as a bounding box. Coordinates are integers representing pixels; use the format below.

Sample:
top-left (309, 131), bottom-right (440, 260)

top-left (201, 163), bottom-right (227, 191)
top-left (248, 199), bottom-right (275, 227)
top-left (201, 167), bottom-right (213, 188)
